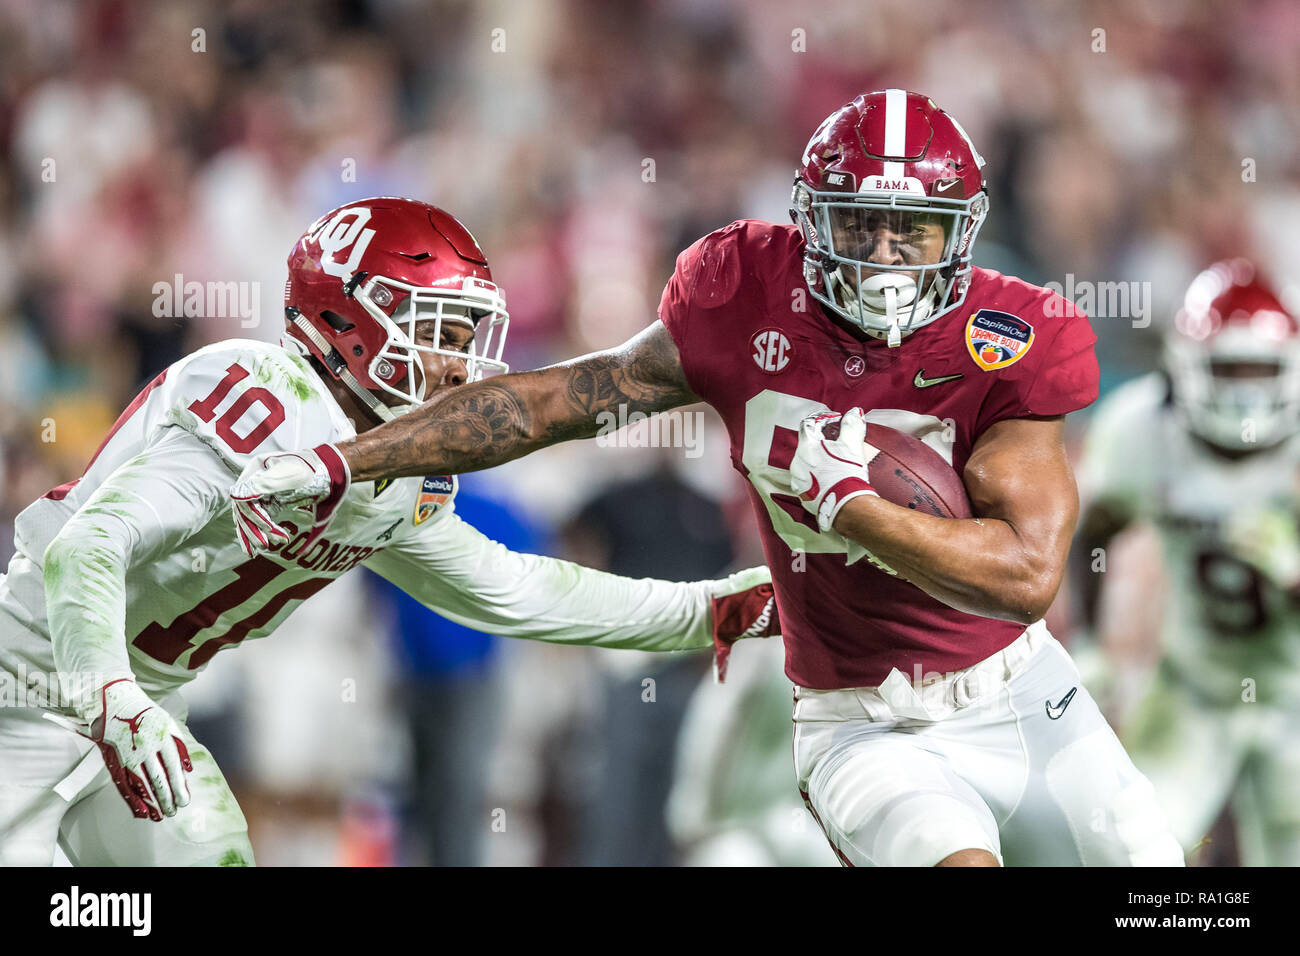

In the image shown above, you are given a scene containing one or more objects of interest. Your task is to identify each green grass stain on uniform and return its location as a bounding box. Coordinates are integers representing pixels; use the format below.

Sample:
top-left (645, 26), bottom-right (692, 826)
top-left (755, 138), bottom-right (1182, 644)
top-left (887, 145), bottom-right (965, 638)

top-left (43, 547), bottom-right (66, 590)
top-left (218, 849), bottom-right (250, 867)
top-left (253, 354), bottom-right (316, 403)
top-left (79, 506), bottom-right (127, 522)
top-left (91, 490), bottom-right (133, 505)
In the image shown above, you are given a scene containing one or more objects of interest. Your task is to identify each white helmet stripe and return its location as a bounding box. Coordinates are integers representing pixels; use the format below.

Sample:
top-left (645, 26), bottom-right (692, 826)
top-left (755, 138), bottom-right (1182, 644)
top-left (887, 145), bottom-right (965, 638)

top-left (946, 112), bottom-right (986, 169)
top-left (883, 88), bottom-right (907, 179)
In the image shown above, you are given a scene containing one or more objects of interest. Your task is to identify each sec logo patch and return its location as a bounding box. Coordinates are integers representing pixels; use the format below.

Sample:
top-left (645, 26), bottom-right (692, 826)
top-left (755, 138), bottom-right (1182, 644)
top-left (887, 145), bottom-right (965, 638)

top-left (966, 309), bottom-right (1034, 370)
top-left (414, 475), bottom-right (455, 525)
top-left (751, 329), bottom-right (792, 374)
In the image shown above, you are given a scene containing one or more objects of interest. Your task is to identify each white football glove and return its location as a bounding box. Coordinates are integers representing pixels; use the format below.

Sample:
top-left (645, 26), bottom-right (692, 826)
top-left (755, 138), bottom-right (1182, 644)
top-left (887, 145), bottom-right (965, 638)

top-left (230, 443), bottom-right (351, 556)
top-left (789, 407), bottom-right (879, 533)
top-left (77, 679), bottom-right (193, 821)
top-left (789, 408), bottom-right (899, 574)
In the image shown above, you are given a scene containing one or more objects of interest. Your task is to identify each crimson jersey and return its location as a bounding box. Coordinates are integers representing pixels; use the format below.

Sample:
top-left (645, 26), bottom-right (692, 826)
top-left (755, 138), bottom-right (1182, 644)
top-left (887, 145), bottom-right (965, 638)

top-left (659, 220), bottom-right (1099, 689)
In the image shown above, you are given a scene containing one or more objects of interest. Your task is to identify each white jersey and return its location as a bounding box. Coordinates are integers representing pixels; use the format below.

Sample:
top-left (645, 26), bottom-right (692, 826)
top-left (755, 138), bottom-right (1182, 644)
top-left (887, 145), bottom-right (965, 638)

top-left (1078, 372), bottom-right (1300, 704)
top-left (0, 340), bottom-right (718, 716)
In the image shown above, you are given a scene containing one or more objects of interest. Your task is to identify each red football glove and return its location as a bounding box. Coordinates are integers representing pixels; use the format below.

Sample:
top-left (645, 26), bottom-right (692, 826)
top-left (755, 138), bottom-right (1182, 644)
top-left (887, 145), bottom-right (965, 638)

top-left (710, 568), bottom-right (780, 682)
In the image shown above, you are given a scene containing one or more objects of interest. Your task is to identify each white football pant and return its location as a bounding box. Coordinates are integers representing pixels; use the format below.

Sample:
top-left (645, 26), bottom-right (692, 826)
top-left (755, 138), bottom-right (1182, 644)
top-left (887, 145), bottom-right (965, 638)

top-left (793, 622), bottom-right (1185, 866)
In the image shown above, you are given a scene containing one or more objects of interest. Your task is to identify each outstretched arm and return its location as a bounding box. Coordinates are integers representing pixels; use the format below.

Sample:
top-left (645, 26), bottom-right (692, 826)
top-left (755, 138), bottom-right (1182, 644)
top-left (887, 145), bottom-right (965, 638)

top-left (366, 509), bottom-right (774, 657)
top-left (230, 321), bottom-right (698, 551)
top-left (347, 320), bottom-right (697, 480)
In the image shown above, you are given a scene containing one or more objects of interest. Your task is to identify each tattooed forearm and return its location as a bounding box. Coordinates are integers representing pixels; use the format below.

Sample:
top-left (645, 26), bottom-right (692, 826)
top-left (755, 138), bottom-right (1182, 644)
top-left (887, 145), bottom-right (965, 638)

top-left (344, 381), bottom-right (534, 481)
top-left (337, 321), bottom-right (699, 481)
top-left (567, 362), bottom-right (622, 414)
top-left (561, 320), bottom-right (697, 414)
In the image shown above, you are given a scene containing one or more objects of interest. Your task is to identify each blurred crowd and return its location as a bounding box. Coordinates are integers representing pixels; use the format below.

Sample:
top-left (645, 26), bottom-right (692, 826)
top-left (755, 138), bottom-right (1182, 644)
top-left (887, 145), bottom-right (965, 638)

top-left (1, 0), bottom-right (1296, 864)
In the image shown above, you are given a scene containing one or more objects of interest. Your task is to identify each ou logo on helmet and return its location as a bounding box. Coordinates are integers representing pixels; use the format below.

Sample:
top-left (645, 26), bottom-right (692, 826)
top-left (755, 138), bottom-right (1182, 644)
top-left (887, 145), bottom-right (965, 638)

top-left (751, 329), bottom-right (792, 374)
top-left (316, 207), bottom-right (377, 278)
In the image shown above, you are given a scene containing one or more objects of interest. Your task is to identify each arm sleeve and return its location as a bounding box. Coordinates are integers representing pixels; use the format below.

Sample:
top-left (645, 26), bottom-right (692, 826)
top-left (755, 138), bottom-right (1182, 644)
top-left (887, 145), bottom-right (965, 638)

top-left (44, 426), bottom-right (232, 715)
top-left (364, 508), bottom-right (716, 652)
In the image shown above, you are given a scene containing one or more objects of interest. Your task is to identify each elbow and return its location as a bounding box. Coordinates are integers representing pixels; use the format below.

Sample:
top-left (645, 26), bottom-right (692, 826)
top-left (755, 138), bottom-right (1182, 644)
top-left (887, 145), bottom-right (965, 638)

top-left (976, 542), bottom-right (1062, 626)
top-left (998, 596), bottom-right (1050, 629)
top-left (997, 560), bottom-right (1063, 627)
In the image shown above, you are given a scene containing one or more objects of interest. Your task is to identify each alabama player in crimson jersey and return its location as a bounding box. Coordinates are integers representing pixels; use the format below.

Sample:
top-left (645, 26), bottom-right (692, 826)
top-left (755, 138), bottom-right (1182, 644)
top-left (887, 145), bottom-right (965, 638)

top-left (1075, 260), bottom-right (1300, 865)
top-left (0, 197), bottom-right (776, 866)
top-left (231, 93), bottom-right (1184, 866)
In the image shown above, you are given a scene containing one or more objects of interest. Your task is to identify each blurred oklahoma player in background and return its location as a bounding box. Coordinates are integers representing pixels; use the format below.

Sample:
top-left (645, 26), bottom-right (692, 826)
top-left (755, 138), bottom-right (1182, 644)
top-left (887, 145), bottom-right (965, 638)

top-left (232, 91), bottom-right (1183, 867)
top-left (0, 197), bottom-right (776, 866)
top-left (1075, 260), bottom-right (1300, 866)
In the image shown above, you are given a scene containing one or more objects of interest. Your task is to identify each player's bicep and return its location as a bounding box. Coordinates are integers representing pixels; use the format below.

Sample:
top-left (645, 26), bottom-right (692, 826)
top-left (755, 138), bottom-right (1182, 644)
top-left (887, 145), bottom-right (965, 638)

top-left (616, 320), bottom-right (700, 407)
top-left (964, 416), bottom-right (1079, 563)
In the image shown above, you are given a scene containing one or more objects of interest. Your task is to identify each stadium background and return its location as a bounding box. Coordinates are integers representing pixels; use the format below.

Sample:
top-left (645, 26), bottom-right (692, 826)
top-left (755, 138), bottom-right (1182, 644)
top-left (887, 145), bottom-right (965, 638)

top-left (0, 0), bottom-right (1295, 864)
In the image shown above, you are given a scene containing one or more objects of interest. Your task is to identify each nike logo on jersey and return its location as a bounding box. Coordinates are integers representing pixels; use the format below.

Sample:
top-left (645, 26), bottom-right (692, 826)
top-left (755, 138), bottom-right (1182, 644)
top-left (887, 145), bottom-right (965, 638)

top-left (1045, 687), bottom-right (1077, 720)
top-left (377, 518), bottom-right (401, 542)
top-left (913, 369), bottom-right (964, 389)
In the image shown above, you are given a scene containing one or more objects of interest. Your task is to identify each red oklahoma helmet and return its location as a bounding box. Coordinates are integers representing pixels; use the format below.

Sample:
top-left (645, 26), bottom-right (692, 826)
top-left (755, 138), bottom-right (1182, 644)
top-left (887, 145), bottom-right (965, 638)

top-left (791, 90), bottom-right (989, 346)
top-left (1165, 259), bottom-right (1300, 451)
top-left (285, 197), bottom-right (509, 422)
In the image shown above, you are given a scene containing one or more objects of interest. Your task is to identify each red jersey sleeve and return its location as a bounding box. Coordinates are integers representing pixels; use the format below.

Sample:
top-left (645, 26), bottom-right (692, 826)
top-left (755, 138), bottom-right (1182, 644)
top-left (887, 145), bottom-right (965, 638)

top-left (976, 297), bottom-right (1100, 432)
top-left (657, 240), bottom-right (701, 347)
top-left (655, 221), bottom-right (750, 399)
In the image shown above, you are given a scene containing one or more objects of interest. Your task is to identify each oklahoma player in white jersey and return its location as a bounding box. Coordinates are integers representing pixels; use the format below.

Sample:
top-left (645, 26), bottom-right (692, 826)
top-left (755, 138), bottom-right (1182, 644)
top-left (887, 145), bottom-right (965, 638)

top-left (0, 197), bottom-right (776, 866)
top-left (1075, 260), bottom-right (1300, 865)
top-left (230, 92), bottom-right (1183, 866)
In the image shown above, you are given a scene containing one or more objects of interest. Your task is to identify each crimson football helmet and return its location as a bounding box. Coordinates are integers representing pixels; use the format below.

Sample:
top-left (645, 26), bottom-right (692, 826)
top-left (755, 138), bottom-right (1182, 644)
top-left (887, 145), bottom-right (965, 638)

top-left (791, 89), bottom-right (989, 346)
top-left (284, 197), bottom-right (509, 422)
top-left (1165, 259), bottom-right (1300, 452)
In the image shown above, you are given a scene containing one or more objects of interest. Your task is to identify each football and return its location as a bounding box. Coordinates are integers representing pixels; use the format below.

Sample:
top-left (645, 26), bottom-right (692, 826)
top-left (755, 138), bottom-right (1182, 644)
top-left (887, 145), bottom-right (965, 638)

top-left (863, 423), bottom-right (972, 519)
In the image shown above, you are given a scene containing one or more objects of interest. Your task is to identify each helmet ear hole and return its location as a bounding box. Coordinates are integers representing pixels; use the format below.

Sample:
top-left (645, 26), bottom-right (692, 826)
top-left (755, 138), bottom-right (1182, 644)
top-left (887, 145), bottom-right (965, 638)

top-left (321, 311), bottom-right (355, 334)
